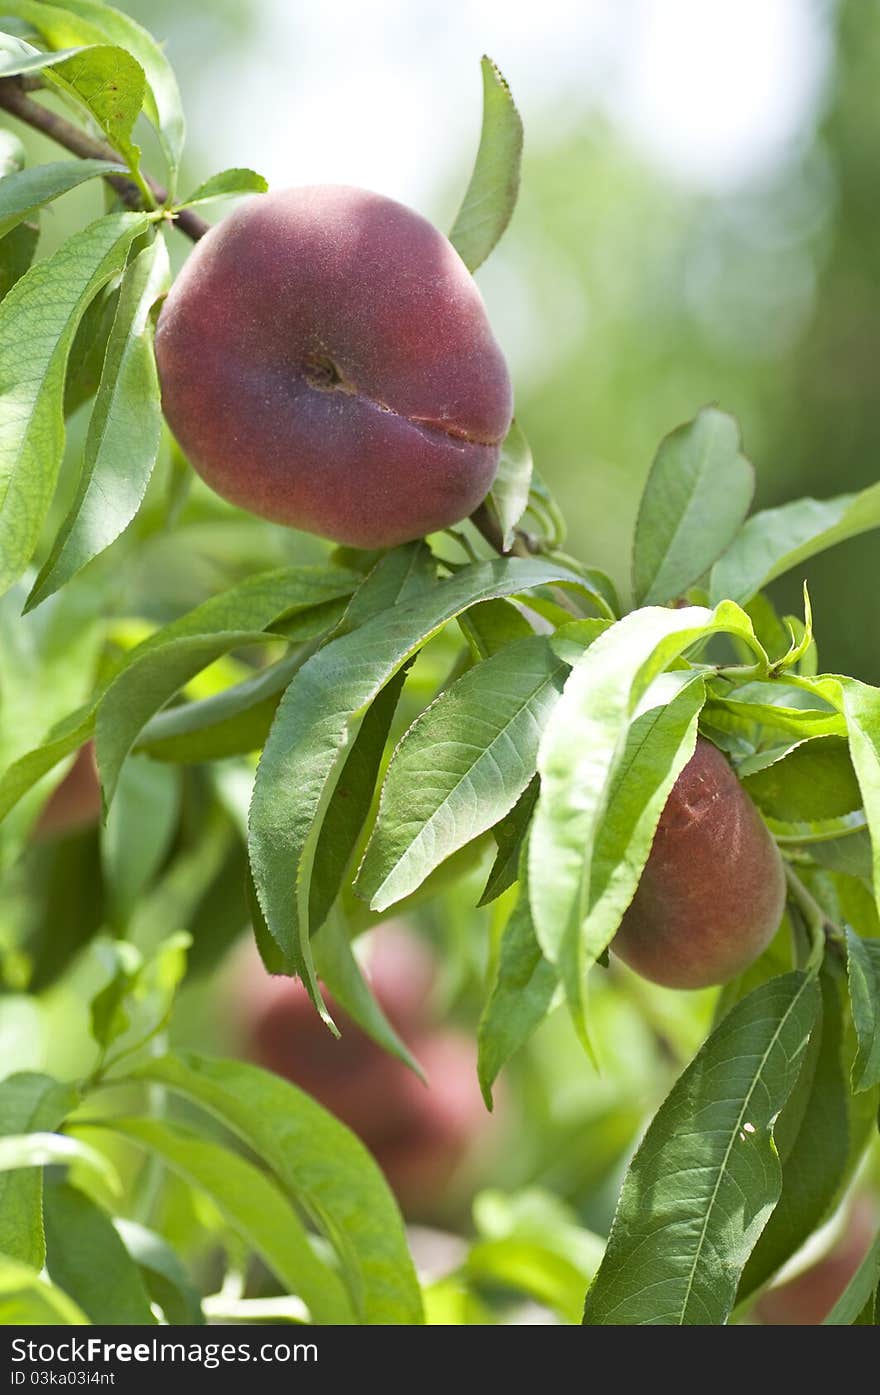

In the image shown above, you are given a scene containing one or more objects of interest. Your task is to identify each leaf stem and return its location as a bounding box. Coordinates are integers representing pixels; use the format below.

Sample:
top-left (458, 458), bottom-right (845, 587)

top-left (0, 77), bottom-right (208, 241)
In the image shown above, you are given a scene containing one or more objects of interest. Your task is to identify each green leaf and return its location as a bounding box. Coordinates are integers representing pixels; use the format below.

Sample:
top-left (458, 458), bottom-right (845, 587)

top-left (0, 221), bottom-right (39, 301)
top-left (633, 407), bottom-right (755, 606)
top-left (96, 630), bottom-right (280, 809)
top-left (0, 159), bottom-right (125, 241)
top-left (0, 1131), bottom-right (120, 1196)
top-left (358, 635), bottom-right (567, 912)
top-left (846, 930), bottom-right (880, 1092)
top-left (824, 1230), bottom-right (880, 1324)
top-left (478, 854), bottom-right (558, 1107)
top-left (459, 597), bottom-right (533, 660)
top-left (102, 756), bottom-right (179, 923)
top-left (248, 556), bottom-right (587, 1016)
top-left (178, 168), bottom-right (268, 208)
top-left (114, 1219), bottom-right (204, 1325)
top-left (739, 736), bottom-right (862, 824)
top-left (738, 964), bottom-right (849, 1302)
top-left (310, 670), bottom-right (406, 931)
top-left (48, 0), bottom-right (186, 187)
top-left (0, 210), bottom-right (150, 596)
top-left (27, 236), bottom-right (169, 609)
top-left (136, 643), bottom-right (317, 764)
top-left (45, 46), bottom-right (147, 182)
top-left (530, 603), bottom-right (760, 1035)
top-left (810, 830), bottom-right (875, 880)
top-left (313, 913), bottom-right (424, 1078)
top-left (478, 775), bottom-right (538, 906)
top-left (89, 939), bottom-right (142, 1050)
top-left (100, 1118), bottom-right (353, 1324)
top-left (449, 55), bottom-right (522, 272)
top-left (128, 1052), bottom-right (423, 1324)
top-left (710, 482), bottom-right (880, 606)
top-left (0, 34), bottom-right (82, 76)
top-left (582, 972), bottom-right (819, 1325)
top-left (485, 419), bottom-right (533, 550)
top-left (0, 1072), bottom-right (77, 1268)
top-left (585, 672), bottom-right (706, 979)
top-left (44, 1181), bottom-right (155, 1324)
top-left (335, 540), bottom-right (436, 636)
top-left (0, 567), bottom-right (357, 821)
top-left (0, 1254), bottom-right (88, 1324)
top-left (63, 283), bottom-right (120, 416)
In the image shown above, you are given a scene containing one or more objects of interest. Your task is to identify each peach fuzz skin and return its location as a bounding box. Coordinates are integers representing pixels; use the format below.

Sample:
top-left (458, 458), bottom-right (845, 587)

top-left (155, 186), bottom-right (513, 548)
top-left (612, 737), bottom-right (786, 989)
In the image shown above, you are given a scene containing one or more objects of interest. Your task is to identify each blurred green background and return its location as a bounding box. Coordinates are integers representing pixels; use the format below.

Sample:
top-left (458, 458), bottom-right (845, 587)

top-left (2, 0), bottom-right (880, 1324)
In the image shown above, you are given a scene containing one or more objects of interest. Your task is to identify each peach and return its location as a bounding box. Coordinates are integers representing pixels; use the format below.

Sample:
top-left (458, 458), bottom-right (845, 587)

top-left (612, 738), bottom-right (786, 989)
top-left (155, 186), bottom-right (513, 548)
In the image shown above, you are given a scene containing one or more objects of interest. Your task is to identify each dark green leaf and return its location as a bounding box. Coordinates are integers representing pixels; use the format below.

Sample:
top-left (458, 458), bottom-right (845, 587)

top-left (0, 159), bottom-right (124, 240)
top-left (739, 735), bottom-right (862, 824)
top-left (633, 407), bottom-right (754, 606)
top-left (27, 236), bottom-right (169, 609)
top-left (0, 1255), bottom-right (87, 1324)
top-left (824, 1230), bottom-right (880, 1324)
top-left (44, 1181), bottom-right (155, 1324)
top-left (249, 556), bottom-right (587, 1016)
top-left (478, 775), bottom-right (538, 907)
top-left (102, 1119), bottom-right (352, 1324)
top-left (0, 211), bottom-right (151, 595)
top-left (846, 930), bottom-right (880, 1092)
top-left (0, 1072), bottom-right (76, 1267)
top-left (114, 1218), bottom-right (204, 1325)
top-left (129, 1052), bottom-right (423, 1324)
top-left (710, 483), bottom-right (880, 606)
top-left (582, 973), bottom-right (819, 1325)
top-left (358, 635), bottom-right (567, 912)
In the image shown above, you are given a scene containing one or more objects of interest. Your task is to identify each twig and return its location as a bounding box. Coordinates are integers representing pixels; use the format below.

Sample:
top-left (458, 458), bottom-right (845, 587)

top-left (0, 77), bottom-right (209, 241)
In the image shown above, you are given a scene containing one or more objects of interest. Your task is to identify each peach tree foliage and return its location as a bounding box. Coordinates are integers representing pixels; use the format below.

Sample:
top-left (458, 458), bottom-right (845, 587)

top-left (0, 6), bottom-right (877, 1329)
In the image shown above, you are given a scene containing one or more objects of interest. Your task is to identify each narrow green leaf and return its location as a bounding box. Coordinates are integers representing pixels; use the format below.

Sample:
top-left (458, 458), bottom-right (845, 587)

top-left (44, 46), bottom-right (146, 181)
top-left (0, 1072), bottom-right (77, 1268)
top-left (0, 1131), bottom-right (120, 1195)
top-left (96, 630), bottom-right (281, 808)
top-left (449, 55), bottom-right (523, 271)
top-left (0, 34), bottom-right (81, 76)
top-left (486, 419), bottom-right (533, 550)
top-left (178, 168), bottom-right (268, 208)
top-left (739, 735), bottom-right (862, 824)
top-left (0, 567), bottom-right (358, 821)
top-left (49, 0), bottom-right (186, 186)
top-left (587, 673), bottom-right (706, 976)
top-left (478, 775), bottom-right (538, 907)
top-left (634, 407), bottom-right (755, 606)
top-left (128, 1052), bottom-right (423, 1324)
top-left (102, 756), bottom-right (179, 922)
top-left (710, 482), bottom-right (880, 606)
top-left (359, 635), bottom-right (567, 912)
top-left (824, 1230), bottom-right (880, 1324)
top-left (0, 221), bottom-right (38, 301)
top-left (0, 1255), bottom-right (87, 1324)
top-left (335, 540), bottom-right (436, 636)
top-left (314, 913), bottom-right (424, 1078)
top-left (114, 1219), bottom-right (204, 1325)
top-left (0, 211), bottom-right (150, 595)
top-left (27, 237), bottom-right (169, 609)
top-left (846, 930), bottom-right (880, 1092)
top-left (249, 556), bottom-right (586, 1015)
top-left (582, 972), bottom-right (820, 1325)
top-left (44, 1181), bottom-right (155, 1324)
top-left (738, 964), bottom-right (849, 1301)
top-left (0, 159), bottom-right (125, 240)
top-left (459, 597), bottom-right (533, 660)
top-left (530, 603), bottom-right (761, 1034)
top-left (310, 670), bottom-right (406, 931)
top-left (100, 1118), bottom-right (353, 1324)
top-left (478, 856), bottom-right (558, 1107)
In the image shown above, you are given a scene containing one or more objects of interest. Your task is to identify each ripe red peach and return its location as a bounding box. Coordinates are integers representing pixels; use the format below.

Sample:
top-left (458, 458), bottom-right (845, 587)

top-left (155, 186), bottom-right (513, 548)
top-left (612, 738), bottom-right (786, 989)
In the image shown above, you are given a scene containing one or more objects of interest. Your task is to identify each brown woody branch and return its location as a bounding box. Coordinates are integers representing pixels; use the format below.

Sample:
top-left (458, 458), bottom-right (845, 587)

top-left (0, 77), bottom-right (209, 241)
